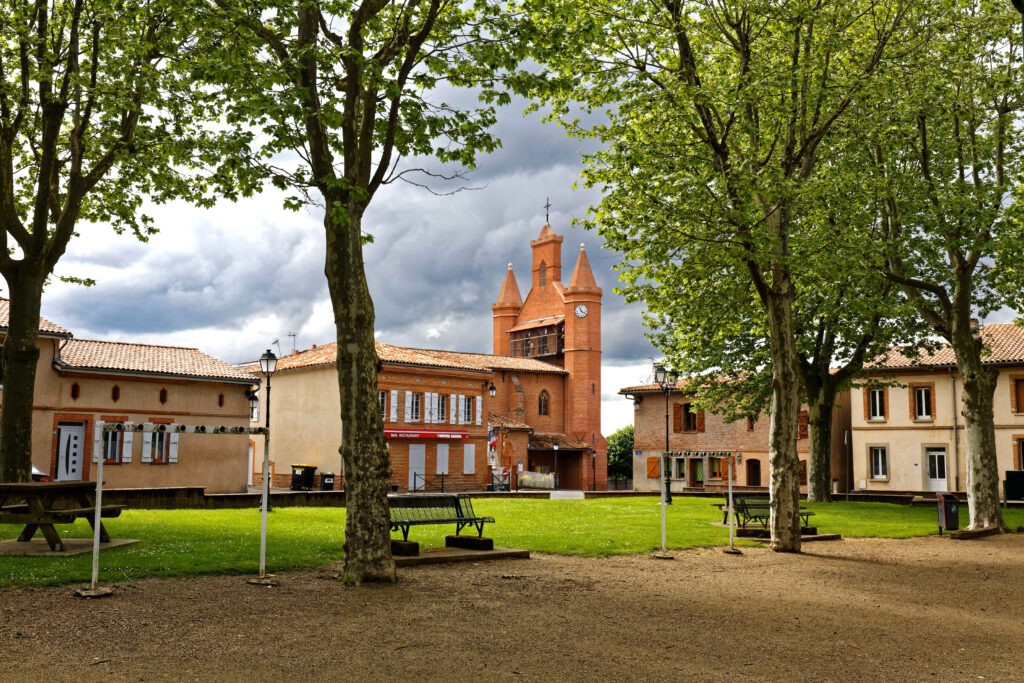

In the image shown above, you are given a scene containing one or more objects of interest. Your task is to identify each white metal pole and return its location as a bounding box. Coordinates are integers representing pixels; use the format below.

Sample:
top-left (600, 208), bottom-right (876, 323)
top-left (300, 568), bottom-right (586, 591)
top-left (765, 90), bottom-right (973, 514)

top-left (727, 456), bottom-right (735, 549)
top-left (91, 449), bottom-right (105, 590)
top-left (259, 431), bottom-right (270, 579)
top-left (661, 453), bottom-right (667, 552)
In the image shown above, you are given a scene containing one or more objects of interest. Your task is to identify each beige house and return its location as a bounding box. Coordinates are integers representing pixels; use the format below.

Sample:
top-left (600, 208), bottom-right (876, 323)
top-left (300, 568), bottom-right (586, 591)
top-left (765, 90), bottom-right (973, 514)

top-left (853, 323), bottom-right (1024, 493)
top-left (0, 300), bottom-right (254, 493)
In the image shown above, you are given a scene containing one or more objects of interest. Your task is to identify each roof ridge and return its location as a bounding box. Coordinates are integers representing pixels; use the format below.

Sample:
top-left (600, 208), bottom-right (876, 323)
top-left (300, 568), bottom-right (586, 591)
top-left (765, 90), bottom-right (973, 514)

top-left (70, 338), bottom-right (202, 352)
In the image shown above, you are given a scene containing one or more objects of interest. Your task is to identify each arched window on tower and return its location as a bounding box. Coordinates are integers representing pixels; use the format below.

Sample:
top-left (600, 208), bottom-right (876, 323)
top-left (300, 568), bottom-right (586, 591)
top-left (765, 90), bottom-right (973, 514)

top-left (539, 260), bottom-right (547, 287)
top-left (538, 390), bottom-right (549, 416)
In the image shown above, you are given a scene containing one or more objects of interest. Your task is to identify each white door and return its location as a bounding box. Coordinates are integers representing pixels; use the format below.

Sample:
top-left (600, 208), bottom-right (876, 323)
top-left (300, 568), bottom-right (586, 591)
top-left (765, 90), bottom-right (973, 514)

top-left (926, 447), bottom-right (947, 492)
top-left (56, 423), bottom-right (86, 481)
top-left (408, 444), bottom-right (426, 490)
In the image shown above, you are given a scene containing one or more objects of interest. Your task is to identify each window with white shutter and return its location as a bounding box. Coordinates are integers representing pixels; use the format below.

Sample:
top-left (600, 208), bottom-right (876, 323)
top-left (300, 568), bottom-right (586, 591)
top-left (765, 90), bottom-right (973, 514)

top-left (475, 396), bottom-right (482, 425)
top-left (438, 394), bottom-right (447, 422)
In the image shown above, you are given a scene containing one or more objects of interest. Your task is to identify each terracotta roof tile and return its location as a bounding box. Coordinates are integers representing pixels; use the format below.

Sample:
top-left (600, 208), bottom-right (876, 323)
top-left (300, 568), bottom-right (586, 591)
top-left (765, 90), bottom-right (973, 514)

top-left (488, 413), bottom-right (533, 432)
top-left (508, 315), bottom-right (565, 333)
top-left (62, 339), bottom-right (252, 382)
top-left (409, 348), bottom-right (567, 374)
top-left (868, 324), bottom-right (1024, 370)
top-left (528, 432), bottom-right (590, 450)
top-left (0, 299), bottom-right (71, 337)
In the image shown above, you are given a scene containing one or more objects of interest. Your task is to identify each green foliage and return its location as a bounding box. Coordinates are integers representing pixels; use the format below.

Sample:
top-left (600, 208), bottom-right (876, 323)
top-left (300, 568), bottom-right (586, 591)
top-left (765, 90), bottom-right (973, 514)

top-left (605, 425), bottom-right (634, 480)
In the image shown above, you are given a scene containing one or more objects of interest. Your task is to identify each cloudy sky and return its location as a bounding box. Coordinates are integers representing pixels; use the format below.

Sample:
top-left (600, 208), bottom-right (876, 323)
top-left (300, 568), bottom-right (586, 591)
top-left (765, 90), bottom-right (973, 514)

top-left (36, 95), bottom-right (658, 435)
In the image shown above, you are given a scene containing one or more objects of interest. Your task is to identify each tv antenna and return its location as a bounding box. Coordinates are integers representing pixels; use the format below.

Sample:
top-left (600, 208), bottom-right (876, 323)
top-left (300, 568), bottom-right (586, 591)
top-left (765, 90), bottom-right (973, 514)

top-left (287, 332), bottom-right (297, 353)
top-left (271, 338), bottom-right (282, 356)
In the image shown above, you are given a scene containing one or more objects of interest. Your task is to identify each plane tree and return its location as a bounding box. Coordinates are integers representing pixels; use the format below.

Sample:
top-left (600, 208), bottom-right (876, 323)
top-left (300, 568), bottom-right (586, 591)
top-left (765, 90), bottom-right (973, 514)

top-left (527, 0), bottom-right (914, 549)
top-left (0, 0), bottom-right (257, 482)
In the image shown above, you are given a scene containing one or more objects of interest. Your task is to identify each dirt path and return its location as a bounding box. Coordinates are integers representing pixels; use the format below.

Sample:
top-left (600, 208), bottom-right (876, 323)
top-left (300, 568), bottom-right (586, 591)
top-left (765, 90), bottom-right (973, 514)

top-left (0, 535), bottom-right (1022, 681)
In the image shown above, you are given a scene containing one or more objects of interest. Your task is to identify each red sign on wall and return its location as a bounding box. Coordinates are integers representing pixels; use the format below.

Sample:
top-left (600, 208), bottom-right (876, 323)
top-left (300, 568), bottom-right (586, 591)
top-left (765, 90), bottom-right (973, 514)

top-left (384, 429), bottom-right (469, 440)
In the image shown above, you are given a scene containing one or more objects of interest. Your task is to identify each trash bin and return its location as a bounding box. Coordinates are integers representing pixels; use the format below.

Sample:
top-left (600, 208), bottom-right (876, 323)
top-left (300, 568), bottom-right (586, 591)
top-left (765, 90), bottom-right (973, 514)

top-left (290, 464), bottom-right (317, 491)
top-left (320, 472), bottom-right (335, 491)
top-left (936, 492), bottom-right (959, 534)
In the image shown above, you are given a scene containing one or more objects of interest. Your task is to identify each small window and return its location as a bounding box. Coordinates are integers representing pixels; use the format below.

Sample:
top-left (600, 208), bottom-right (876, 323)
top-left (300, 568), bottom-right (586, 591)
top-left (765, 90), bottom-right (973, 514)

top-left (150, 432), bottom-right (170, 463)
top-left (410, 393), bottom-right (422, 422)
top-left (379, 391), bottom-right (387, 420)
top-left (683, 403), bottom-right (698, 431)
top-left (747, 416), bottom-right (755, 431)
top-left (218, 393), bottom-right (224, 408)
top-left (538, 390), bottom-right (549, 416)
top-left (539, 260), bottom-right (547, 287)
top-left (111, 385), bottom-right (120, 402)
top-left (461, 395), bottom-right (473, 424)
top-left (102, 425), bottom-right (124, 463)
top-left (159, 388), bottom-right (168, 404)
top-left (914, 386), bottom-right (932, 420)
top-left (438, 394), bottom-right (448, 422)
top-left (70, 383), bottom-right (80, 400)
top-left (250, 395), bottom-right (259, 422)
top-left (868, 388), bottom-right (885, 420)
top-left (1015, 379), bottom-right (1024, 414)
top-left (870, 446), bottom-right (888, 479)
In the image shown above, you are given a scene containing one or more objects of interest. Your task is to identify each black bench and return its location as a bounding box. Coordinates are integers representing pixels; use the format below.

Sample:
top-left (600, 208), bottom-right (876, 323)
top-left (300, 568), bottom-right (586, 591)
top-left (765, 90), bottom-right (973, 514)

top-left (733, 497), bottom-right (814, 529)
top-left (388, 493), bottom-right (494, 550)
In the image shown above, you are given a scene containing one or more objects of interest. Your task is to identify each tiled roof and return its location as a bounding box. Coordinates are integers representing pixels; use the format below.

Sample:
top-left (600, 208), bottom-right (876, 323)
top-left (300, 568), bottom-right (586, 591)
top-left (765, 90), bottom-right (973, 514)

top-left (410, 348), bottom-right (567, 374)
top-left (529, 432), bottom-right (591, 450)
top-left (868, 324), bottom-right (1024, 370)
top-left (257, 341), bottom-right (568, 376)
top-left (0, 299), bottom-right (71, 337)
top-left (508, 315), bottom-right (565, 333)
top-left (61, 339), bottom-right (254, 382)
top-left (488, 413), bottom-right (533, 432)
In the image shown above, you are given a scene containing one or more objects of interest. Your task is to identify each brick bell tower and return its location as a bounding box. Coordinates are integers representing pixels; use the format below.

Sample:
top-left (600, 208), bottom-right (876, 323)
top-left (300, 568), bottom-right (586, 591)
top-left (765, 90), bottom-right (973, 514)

top-left (492, 219), bottom-right (607, 489)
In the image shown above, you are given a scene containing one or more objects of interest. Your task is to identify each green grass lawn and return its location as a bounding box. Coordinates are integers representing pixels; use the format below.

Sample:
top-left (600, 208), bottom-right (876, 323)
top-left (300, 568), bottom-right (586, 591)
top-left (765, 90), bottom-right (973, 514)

top-left (0, 497), bottom-right (1020, 588)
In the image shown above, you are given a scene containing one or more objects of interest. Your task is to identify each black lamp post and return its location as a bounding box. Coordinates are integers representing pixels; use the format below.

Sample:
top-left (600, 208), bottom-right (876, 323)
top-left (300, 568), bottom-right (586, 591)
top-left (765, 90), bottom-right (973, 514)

top-left (654, 363), bottom-right (679, 505)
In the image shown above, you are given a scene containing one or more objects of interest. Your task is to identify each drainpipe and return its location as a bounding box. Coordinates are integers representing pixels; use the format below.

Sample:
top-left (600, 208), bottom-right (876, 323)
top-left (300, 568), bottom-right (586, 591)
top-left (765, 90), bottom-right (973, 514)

top-left (950, 368), bottom-right (960, 491)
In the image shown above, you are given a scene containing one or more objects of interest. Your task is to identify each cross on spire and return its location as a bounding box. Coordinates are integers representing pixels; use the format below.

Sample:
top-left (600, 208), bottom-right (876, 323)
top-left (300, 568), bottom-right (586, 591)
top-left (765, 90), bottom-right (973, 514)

top-left (544, 197), bottom-right (552, 223)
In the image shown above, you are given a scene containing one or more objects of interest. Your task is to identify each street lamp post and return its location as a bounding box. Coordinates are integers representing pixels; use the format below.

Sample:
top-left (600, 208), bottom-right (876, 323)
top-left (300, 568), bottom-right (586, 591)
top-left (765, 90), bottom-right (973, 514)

top-left (257, 348), bottom-right (277, 580)
top-left (654, 363), bottom-right (678, 505)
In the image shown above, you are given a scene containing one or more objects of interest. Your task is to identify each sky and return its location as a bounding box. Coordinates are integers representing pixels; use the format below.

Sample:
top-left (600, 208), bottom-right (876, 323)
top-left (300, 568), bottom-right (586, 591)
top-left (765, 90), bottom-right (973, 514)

top-left (35, 95), bottom-right (659, 436)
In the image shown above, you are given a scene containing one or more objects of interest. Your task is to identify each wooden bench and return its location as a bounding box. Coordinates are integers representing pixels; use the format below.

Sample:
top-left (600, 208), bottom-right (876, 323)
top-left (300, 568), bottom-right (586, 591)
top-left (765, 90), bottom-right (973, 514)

top-left (733, 497), bottom-right (814, 529)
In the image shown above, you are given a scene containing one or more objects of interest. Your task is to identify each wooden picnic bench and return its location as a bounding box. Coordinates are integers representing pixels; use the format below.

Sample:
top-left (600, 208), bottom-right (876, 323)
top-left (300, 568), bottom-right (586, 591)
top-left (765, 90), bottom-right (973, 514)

top-left (733, 496), bottom-right (814, 529)
top-left (0, 481), bottom-right (125, 552)
top-left (388, 493), bottom-right (494, 541)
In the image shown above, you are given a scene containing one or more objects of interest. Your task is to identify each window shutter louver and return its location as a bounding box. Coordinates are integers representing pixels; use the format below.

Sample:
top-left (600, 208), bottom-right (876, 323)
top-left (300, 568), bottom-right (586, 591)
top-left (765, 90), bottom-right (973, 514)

top-left (390, 390), bottom-right (398, 422)
top-left (141, 431), bottom-right (153, 463)
top-left (122, 430), bottom-right (133, 463)
top-left (696, 410), bottom-right (705, 432)
top-left (463, 443), bottom-right (476, 474)
top-left (475, 396), bottom-right (482, 425)
top-left (449, 393), bottom-right (457, 423)
top-left (169, 433), bottom-right (179, 463)
top-left (92, 421), bottom-right (104, 463)
top-left (437, 443), bottom-right (449, 474)
top-left (404, 391), bottom-right (412, 422)
top-left (672, 404), bottom-right (682, 432)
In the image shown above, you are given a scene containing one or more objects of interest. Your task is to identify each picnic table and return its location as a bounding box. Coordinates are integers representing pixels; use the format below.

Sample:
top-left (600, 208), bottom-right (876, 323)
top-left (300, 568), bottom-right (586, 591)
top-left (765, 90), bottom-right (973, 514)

top-left (0, 481), bottom-right (124, 552)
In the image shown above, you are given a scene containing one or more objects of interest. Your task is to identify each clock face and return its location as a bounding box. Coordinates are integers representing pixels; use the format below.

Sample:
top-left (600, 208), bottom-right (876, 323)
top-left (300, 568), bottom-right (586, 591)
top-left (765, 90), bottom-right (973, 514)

top-left (574, 304), bottom-right (588, 318)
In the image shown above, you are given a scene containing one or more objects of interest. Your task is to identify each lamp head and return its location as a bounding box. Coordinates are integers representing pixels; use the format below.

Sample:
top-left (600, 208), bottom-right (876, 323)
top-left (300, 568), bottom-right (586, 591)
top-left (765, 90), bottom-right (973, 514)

top-left (488, 381), bottom-right (497, 398)
top-left (653, 363), bottom-right (666, 384)
top-left (259, 349), bottom-right (278, 375)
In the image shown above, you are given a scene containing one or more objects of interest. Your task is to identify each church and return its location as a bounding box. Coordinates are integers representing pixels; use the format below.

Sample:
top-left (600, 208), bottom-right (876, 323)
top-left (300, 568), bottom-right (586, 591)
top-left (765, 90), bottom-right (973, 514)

top-left (249, 221), bottom-right (608, 491)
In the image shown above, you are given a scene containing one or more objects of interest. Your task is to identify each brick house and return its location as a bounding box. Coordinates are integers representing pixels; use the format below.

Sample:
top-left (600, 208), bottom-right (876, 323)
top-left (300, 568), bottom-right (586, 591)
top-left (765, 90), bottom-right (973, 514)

top-left (852, 323), bottom-right (1024, 494)
top-left (1, 300), bottom-right (255, 493)
top-left (249, 220), bottom-right (609, 491)
top-left (619, 380), bottom-right (851, 494)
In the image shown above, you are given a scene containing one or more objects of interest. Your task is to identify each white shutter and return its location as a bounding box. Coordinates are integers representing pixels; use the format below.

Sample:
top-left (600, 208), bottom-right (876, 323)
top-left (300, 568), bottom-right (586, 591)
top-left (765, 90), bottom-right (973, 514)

top-left (141, 431), bottom-right (153, 463)
top-left (169, 432), bottom-right (179, 463)
top-left (390, 390), bottom-right (398, 422)
top-left (449, 394), bottom-right (457, 424)
top-left (432, 393), bottom-right (439, 424)
top-left (463, 443), bottom-right (476, 474)
top-left (92, 421), bottom-right (104, 463)
top-left (437, 443), bottom-right (449, 474)
top-left (475, 396), bottom-right (482, 425)
top-left (122, 430), bottom-right (133, 463)
top-left (404, 391), bottom-right (412, 422)
top-left (426, 392), bottom-right (435, 424)
top-left (457, 394), bottom-right (465, 424)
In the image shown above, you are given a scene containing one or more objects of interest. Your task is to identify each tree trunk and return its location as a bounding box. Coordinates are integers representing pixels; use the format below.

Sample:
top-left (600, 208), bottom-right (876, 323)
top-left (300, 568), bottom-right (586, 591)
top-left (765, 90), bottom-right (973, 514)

top-left (950, 329), bottom-right (1006, 531)
top-left (0, 274), bottom-right (45, 483)
top-left (805, 388), bottom-right (835, 503)
top-left (325, 200), bottom-right (397, 584)
top-left (763, 292), bottom-right (803, 552)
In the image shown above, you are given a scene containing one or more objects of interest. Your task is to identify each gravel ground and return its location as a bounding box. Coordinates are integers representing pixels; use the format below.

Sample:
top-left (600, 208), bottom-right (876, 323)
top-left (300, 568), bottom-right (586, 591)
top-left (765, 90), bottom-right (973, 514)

top-left (0, 534), bottom-right (1022, 681)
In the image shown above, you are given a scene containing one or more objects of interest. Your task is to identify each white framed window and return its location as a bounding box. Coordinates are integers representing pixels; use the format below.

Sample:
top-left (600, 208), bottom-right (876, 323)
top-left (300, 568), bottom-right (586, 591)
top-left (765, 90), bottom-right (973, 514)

top-left (410, 393), bottom-right (422, 422)
top-left (102, 429), bottom-right (123, 463)
top-left (379, 391), bottom-right (387, 420)
top-left (438, 394), bottom-right (447, 422)
top-left (868, 388), bottom-right (886, 420)
top-left (914, 386), bottom-right (932, 420)
top-left (461, 396), bottom-right (473, 425)
top-left (870, 446), bottom-right (888, 479)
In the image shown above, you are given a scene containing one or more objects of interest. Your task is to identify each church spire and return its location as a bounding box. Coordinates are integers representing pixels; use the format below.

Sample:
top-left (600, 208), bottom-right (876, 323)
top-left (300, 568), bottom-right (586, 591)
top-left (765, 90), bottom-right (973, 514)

top-left (495, 263), bottom-right (523, 308)
top-left (568, 243), bottom-right (599, 291)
